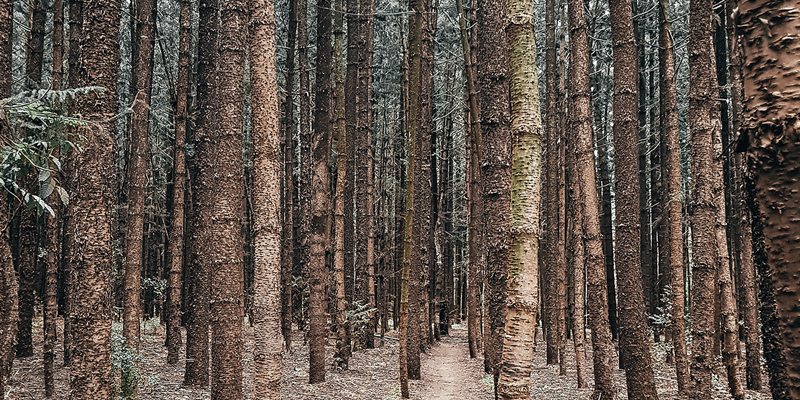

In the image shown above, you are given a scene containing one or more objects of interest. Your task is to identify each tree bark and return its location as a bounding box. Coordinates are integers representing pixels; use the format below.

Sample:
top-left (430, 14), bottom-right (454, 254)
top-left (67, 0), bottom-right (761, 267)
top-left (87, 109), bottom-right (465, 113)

top-left (456, 0), bottom-right (482, 359)
top-left (658, 0), bottom-right (689, 393)
top-left (166, 0), bottom-right (190, 366)
top-left (687, 0), bottom-right (723, 393)
top-left (184, 0), bottom-right (219, 386)
top-left (250, 0), bottom-right (282, 394)
top-left (495, 1), bottom-right (542, 396)
top-left (738, 1), bottom-right (800, 397)
top-left (332, 0), bottom-right (351, 368)
top-left (26, 0), bottom-right (46, 85)
top-left (609, 0), bottom-right (659, 395)
top-left (308, 0), bottom-right (333, 383)
top-left (123, 0), bottom-right (156, 351)
top-left (67, 0), bottom-right (120, 396)
top-left (0, 0), bottom-right (18, 391)
top-left (477, 0), bottom-right (511, 379)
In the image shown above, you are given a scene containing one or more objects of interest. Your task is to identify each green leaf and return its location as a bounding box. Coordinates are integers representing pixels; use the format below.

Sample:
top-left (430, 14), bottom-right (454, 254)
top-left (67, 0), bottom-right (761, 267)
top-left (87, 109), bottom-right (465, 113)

top-left (57, 186), bottom-right (69, 206)
top-left (38, 169), bottom-right (50, 182)
top-left (39, 176), bottom-right (54, 199)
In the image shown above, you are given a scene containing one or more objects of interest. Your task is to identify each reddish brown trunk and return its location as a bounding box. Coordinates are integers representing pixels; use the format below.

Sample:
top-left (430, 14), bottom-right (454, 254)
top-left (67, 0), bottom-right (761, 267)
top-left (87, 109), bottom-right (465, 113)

top-left (609, 0), bottom-right (659, 396)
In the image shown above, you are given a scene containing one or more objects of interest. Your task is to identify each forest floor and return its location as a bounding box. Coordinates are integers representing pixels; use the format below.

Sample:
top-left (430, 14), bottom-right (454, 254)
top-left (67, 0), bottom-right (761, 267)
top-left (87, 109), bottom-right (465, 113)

top-left (7, 315), bottom-right (775, 399)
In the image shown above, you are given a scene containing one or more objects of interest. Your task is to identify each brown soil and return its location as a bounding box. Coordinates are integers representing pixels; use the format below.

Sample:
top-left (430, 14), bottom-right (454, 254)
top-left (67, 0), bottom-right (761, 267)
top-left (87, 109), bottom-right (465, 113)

top-left (6, 317), bottom-right (774, 400)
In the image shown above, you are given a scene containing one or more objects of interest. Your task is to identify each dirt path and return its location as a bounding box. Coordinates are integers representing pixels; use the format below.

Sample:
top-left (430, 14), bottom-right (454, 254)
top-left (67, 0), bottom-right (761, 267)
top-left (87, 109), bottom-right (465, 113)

top-left (413, 327), bottom-right (492, 400)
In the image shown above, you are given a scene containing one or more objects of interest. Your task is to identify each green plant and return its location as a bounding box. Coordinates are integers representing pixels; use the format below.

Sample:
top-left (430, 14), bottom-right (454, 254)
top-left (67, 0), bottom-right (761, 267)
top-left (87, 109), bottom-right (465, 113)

top-left (111, 322), bottom-right (142, 399)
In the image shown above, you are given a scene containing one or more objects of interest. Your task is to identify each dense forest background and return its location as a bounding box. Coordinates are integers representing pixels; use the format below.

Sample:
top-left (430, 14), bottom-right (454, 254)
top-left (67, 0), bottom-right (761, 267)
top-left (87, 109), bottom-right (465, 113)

top-left (0, 0), bottom-right (799, 397)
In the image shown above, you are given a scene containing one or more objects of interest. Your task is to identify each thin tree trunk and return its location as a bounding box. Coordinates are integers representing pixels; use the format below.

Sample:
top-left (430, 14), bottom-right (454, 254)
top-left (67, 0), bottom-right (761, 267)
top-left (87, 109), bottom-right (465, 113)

top-left (456, 0), bottom-right (482, 358)
top-left (52, 0), bottom-right (64, 88)
top-left (308, 0), bottom-right (333, 382)
top-left (658, 0), bottom-right (688, 393)
top-left (332, 0), bottom-right (351, 368)
top-left (166, 0), bottom-right (190, 366)
top-left (123, 0), bottom-right (156, 352)
top-left (26, 0), bottom-right (46, 85)
top-left (0, 0), bottom-right (18, 391)
top-left (184, 0), bottom-right (218, 385)
top-left (250, 0), bottom-right (282, 394)
top-left (609, 0), bottom-right (659, 395)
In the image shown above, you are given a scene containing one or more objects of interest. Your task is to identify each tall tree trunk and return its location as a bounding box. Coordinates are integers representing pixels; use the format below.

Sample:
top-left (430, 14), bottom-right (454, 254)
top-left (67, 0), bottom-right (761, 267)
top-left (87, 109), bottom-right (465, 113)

top-left (609, 0), bottom-right (659, 395)
top-left (308, 0), bottom-right (333, 383)
top-left (658, 0), bottom-right (688, 393)
top-left (570, 1), bottom-right (616, 396)
top-left (281, 0), bottom-right (298, 351)
top-left (566, 0), bottom-right (594, 386)
top-left (477, 0), bottom-right (511, 379)
top-left (344, 0), bottom-right (357, 310)
top-left (456, 0), bottom-right (482, 358)
top-left (209, 1), bottom-right (247, 398)
top-left (166, 0), bottom-right (190, 366)
top-left (123, 0), bottom-right (156, 352)
top-left (738, 1), bottom-right (800, 397)
top-left (495, 0), bottom-right (542, 396)
top-left (184, 0), bottom-right (218, 386)
top-left (726, 0), bottom-right (761, 389)
top-left (687, 0), bottom-right (723, 392)
top-left (250, 0), bottom-right (282, 394)
top-left (15, 183), bottom-right (36, 359)
top-left (0, 0), bottom-right (18, 391)
top-left (67, 0), bottom-right (120, 396)
top-left (332, 0), bottom-right (351, 368)
top-left (355, 0), bottom-right (376, 348)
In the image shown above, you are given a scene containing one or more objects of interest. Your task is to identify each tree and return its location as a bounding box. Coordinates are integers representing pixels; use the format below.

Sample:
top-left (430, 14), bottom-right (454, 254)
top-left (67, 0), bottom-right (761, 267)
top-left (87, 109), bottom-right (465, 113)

top-left (250, 0), bottom-right (282, 393)
top-left (609, 0), bottom-right (659, 395)
top-left (308, 0), bottom-right (333, 382)
top-left (738, 0), bottom-right (800, 397)
top-left (332, 0), bottom-right (352, 368)
top-left (568, 0), bottom-right (616, 396)
top-left (0, 0), bottom-right (18, 393)
top-left (67, 0), bottom-right (120, 397)
top-left (210, 0), bottom-right (247, 398)
top-left (494, 0), bottom-right (542, 396)
top-left (543, 0), bottom-right (562, 366)
top-left (355, 0), bottom-right (377, 349)
top-left (165, 0), bottom-right (191, 365)
top-left (123, 0), bottom-right (156, 351)
top-left (455, 0), bottom-right (482, 358)
top-left (687, 0), bottom-right (723, 392)
top-left (658, 0), bottom-right (688, 392)
top-left (184, 0), bottom-right (218, 385)
top-left (477, 0), bottom-right (511, 377)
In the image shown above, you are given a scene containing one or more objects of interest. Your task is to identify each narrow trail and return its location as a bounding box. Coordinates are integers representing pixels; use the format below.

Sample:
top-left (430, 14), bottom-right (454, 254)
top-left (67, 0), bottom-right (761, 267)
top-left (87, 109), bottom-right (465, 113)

top-left (413, 327), bottom-right (492, 400)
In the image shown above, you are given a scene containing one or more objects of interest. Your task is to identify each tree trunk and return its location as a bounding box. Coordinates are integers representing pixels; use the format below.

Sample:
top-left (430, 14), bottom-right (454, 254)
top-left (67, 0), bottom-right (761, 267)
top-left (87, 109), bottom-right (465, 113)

top-left (477, 0), bottom-right (511, 379)
top-left (15, 183), bottom-right (36, 359)
top-left (658, 0), bottom-right (688, 393)
top-left (26, 0), bottom-right (45, 86)
top-left (123, 0), bottom-right (156, 352)
top-left (281, 0), bottom-right (298, 351)
top-left (543, 0), bottom-right (561, 366)
top-left (52, 0), bottom-right (64, 88)
top-left (184, 0), bottom-right (218, 386)
top-left (0, 0), bottom-right (18, 391)
top-left (44, 165), bottom-right (62, 397)
top-left (495, 1), bottom-right (542, 396)
top-left (609, 0), bottom-right (659, 395)
top-left (355, 0), bottom-right (376, 349)
top-left (687, 0), bottom-right (723, 392)
top-left (456, 0), bottom-right (482, 358)
top-left (332, 0), bottom-right (351, 368)
top-left (308, 0), bottom-right (333, 383)
top-left (738, 1), bottom-right (800, 397)
top-left (249, 0), bottom-right (282, 393)
top-left (67, 0), bottom-right (120, 396)
top-left (166, 0), bottom-right (190, 366)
